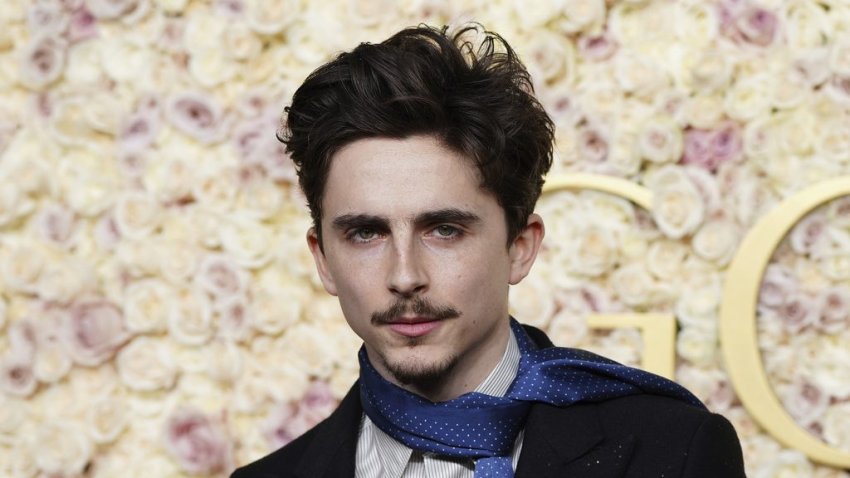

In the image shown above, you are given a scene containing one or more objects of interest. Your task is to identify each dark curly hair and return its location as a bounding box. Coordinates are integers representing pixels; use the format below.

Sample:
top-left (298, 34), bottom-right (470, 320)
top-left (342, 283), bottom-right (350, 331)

top-left (279, 24), bottom-right (554, 247)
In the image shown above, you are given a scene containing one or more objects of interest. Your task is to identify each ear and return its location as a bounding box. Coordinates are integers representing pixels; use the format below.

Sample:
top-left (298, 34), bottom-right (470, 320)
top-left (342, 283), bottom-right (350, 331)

top-left (307, 227), bottom-right (338, 296)
top-left (508, 213), bottom-right (545, 285)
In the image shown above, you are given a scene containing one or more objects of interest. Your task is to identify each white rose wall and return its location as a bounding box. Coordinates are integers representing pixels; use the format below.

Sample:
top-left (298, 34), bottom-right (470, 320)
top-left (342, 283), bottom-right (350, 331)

top-left (2, 0), bottom-right (850, 476)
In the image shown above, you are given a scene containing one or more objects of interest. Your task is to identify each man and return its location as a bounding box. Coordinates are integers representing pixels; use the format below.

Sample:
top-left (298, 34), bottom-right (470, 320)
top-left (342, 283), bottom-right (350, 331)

top-left (232, 24), bottom-right (746, 478)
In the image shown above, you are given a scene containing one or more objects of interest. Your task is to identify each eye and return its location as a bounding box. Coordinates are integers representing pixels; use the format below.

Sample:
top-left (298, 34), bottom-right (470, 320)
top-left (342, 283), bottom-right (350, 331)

top-left (432, 225), bottom-right (460, 239)
top-left (348, 228), bottom-right (379, 243)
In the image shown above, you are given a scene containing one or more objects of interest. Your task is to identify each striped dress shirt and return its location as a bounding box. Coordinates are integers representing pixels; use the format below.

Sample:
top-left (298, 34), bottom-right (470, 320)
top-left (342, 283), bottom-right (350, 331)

top-left (355, 328), bottom-right (524, 478)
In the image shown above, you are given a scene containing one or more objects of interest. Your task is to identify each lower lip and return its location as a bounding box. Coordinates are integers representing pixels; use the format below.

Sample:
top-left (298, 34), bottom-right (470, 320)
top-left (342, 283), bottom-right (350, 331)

top-left (388, 320), bottom-right (442, 338)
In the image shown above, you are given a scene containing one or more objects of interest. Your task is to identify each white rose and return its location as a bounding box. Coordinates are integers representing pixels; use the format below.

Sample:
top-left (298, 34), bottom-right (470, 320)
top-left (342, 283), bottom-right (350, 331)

top-left (675, 280), bottom-right (721, 328)
top-left (818, 251), bottom-right (850, 281)
top-left (86, 395), bottom-right (129, 444)
top-left (155, 239), bottom-right (200, 284)
top-left (36, 259), bottom-right (93, 303)
top-left (568, 225), bottom-right (619, 277)
top-left (650, 170), bottom-right (705, 239)
top-left (0, 396), bottom-right (26, 445)
top-left (220, 216), bottom-right (275, 268)
top-left (684, 94), bottom-right (724, 129)
top-left (64, 40), bottom-right (103, 86)
top-left (214, 294), bottom-right (254, 342)
top-left (725, 75), bottom-right (774, 121)
top-left (244, 0), bottom-right (299, 34)
top-left (645, 240), bottom-right (688, 280)
top-left (0, 440), bottom-right (37, 478)
top-left (690, 50), bottom-right (733, 92)
top-left (520, 30), bottom-right (576, 84)
top-left (0, 295), bottom-right (6, 331)
top-left (32, 420), bottom-right (92, 475)
top-left (676, 325), bottom-right (717, 366)
top-left (692, 219), bottom-right (739, 265)
top-left (637, 116), bottom-right (683, 163)
top-left (610, 262), bottom-right (655, 307)
top-left (512, 0), bottom-right (565, 30)
top-left (183, 10), bottom-right (227, 51)
top-left (192, 165), bottom-right (238, 213)
top-left (673, 2), bottom-right (718, 47)
top-left (251, 278), bottom-right (307, 336)
top-left (58, 150), bottom-right (118, 217)
top-left (0, 182), bottom-right (31, 227)
top-left (785, 0), bottom-right (833, 51)
top-left (206, 339), bottom-right (243, 383)
top-left (167, 288), bottom-right (214, 346)
top-left (196, 253), bottom-right (248, 300)
top-left (509, 272), bottom-right (556, 329)
top-left (189, 47), bottom-right (237, 88)
top-left (123, 278), bottom-right (175, 333)
top-left (0, 243), bottom-right (46, 294)
top-left (758, 450), bottom-right (815, 477)
top-left (33, 340), bottom-right (72, 384)
top-left (558, 0), bottom-right (606, 33)
top-left (615, 53), bottom-right (667, 98)
top-left (113, 191), bottom-right (162, 240)
top-left (31, 202), bottom-right (77, 249)
top-left (223, 22), bottom-right (262, 60)
top-left (116, 336), bottom-right (178, 392)
top-left (0, 356), bottom-right (37, 398)
top-left (811, 340), bottom-right (850, 398)
top-left (143, 155), bottom-right (197, 203)
top-left (816, 117), bottom-right (850, 162)
top-left (546, 307), bottom-right (589, 347)
top-left (823, 402), bottom-right (850, 452)
top-left (18, 34), bottom-right (67, 89)
top-left (778, 378), bottom-right (829, 427)
top-left (154, 0), bottom-right (187, 14)
top-left (62, 298), bottom-right (129, 366)
top-left (99, 37), bottom-right (154, 85)
top-left (280, 323), bottom-right (337, 379)
top-left (236, 177), bottom-right (285, 221)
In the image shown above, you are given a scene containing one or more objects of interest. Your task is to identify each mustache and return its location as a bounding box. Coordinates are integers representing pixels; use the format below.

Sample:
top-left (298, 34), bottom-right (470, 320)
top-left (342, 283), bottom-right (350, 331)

top-left (370, 297), bottom-right (461, 325)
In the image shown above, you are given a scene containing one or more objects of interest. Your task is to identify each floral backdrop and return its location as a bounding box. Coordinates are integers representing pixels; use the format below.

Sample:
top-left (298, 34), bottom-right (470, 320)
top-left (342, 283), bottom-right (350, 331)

top-left (1, 0), bottom-right (849, 476)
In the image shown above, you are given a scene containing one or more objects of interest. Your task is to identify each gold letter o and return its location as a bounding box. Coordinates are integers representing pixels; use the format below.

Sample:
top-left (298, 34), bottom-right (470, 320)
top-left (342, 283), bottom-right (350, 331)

top-left (720, 177), bottom-right (850, 467)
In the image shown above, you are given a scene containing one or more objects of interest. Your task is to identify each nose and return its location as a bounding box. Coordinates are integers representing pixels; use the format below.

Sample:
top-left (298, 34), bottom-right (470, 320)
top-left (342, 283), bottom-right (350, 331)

top-left (386, 237), bottom-right (428, 298)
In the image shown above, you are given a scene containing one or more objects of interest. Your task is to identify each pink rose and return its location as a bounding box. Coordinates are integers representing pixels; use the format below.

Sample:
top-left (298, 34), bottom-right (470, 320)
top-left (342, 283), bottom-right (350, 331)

top-left (8, 319), bottom-right (39, 360)
top-left (118, 111), bottom-right (160, 153)
top-left (789, 212), bottom-right (828, 256)
top-left (67, 7), bottom-right (98, 43)
top-left (826, 75), bottom-right (850, 107)
top-left (681, 122), bottom-right (742, 172)
top-left (735, 6), bottom-right (778, 47)
top-left (93, 213), bottom-right (122, 251)
top-left (262, 402), bottom-right (309, 449)
top-left (164, 408), bottom-right (232, 474)
top-left (0, 356), bottom-right (37, 397)
top-left (27, 3), bottom-right (70, 37)
top-left (758, 264), bottom-right (796, 310)
top-left (165, 91), bottom-right (229, 144)
top-left (196, 254), bottom-right (246, 300)
top-left (817, 286), bottom-right (850, 334)
top-left (777, 292), bottom-right (820, 333)
top-left (577, 32), bottom-right (618, 61)
top-left (62, 299), bottom-right (129, 366)
top-left (215, 295), bottom-right (253, 342)
top-left (299, 380), bottom-right (337, 423)
top-left (214, 0), bottom-right (246, 17)
top-left (19, 35), bottom-right (68, 89)
top-left (33, 203), bottom-right (76, 248)
top-left (781, 379), bottom-right (828, 427)
top-left (577, 126), bottom-right (609, 163)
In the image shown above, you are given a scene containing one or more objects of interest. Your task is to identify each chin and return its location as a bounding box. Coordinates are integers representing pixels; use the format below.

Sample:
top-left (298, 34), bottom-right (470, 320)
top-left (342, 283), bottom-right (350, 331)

top-left (378, 347), bottom-right (460, 388)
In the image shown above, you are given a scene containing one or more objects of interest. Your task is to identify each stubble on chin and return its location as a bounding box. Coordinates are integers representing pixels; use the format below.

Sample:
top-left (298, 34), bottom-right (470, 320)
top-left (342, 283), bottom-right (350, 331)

top-left (376, 347), bottom-right (461, 392)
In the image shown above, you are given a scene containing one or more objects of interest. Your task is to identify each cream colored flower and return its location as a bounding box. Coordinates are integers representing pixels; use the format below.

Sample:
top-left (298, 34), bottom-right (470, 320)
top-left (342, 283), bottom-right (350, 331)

top-left (58, 150), bottom-right (118, 217)
top-left (192, 165), bottom-right (239, 213)
top-left (615, 52), bottom-right (667, 98)
top-left (509, 272), bottom-right (556, 329)
top-left (113, 191), bottom-right (162, 240)
top-left (116, 336), bottom-right (178, 392)
top-left (645, 240), bottom-right (688, 280)
top-left (520, 30), bottom-right (576, 84)
top-left (676, 325), bottom-right (717, 366)
top-left (189, 47), bottom-right (238, 88)
top-left (167, 288), bottom-right (213, 346)
top-left (684, 94), bottom-right (724, 129)
top-left (558, 0), bottom-right (605, 33)
top-left (86, 395), bottom-right (129, 444)
top-left (18, 34), bottom-right (67, 89)
top-left (63, 298), bottom-right (129, 366)
top-left (725, 75), bottom-right (774, 121)
top-left (673, 2), bottom-right (718, 47)
top-left (823, 402), bottom-right (850, 452)
top-left (512, 0), bottom-right (565, 30)
top-left (692, 219), bottom-right (739, 265)
top-left (0, 182), bottom-right (30, 227)
top-left (33, 340), bottom-right (72, 384)
top-left (32, 420), bottom-right (92, 475)
top-left (214, 294), bottom-right (254, 342)
top-left (155, 239), bottom-right (200, 285)
top-left (143, 154), bottom-right (197, 203)
top-left (0, 440), bottom-right (37, 478)
top-left (0, 243), bottom-right (46, 294)
top-left (154, 0), bottom-right (188, 13)
top-left (650, 169), bottom-right (705, 239)
top-left (638, 116), bottom-right (683, 163)
top-left (196, 253), bottom-right (247, 300)
top-left (569, 225), bottom-right (619, 277)
top-left (251, 279), bottom-right (306, 336)
top-left (223, 22), bottom-right (262, 60)
top-left (785, 0), bottom-right (833, 51)
top-left (36, 258), bottom-right (93, 304)
top-left (610, 262), bottom-right (654, 307)
top-left (123, 278), bottom-right (175, 333)
top-left (220, 216), bottom-right (275, 268)
top-left (244, 0), bottom-right (300, 34)
top-left (281, 323), bottom-right (337, 379)
top-left (236, 177), bottom-right (285, 221)
top-left (206, 339), bottom-right (243, 383)
top-left (811, 339), bottom-right (850, 398)
top-left (99, 36), bottom-right (155, 85)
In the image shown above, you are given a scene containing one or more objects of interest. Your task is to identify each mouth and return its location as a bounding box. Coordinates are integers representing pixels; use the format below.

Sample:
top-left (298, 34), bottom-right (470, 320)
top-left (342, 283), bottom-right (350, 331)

top-left (385, 316), bottom-right (443, 338)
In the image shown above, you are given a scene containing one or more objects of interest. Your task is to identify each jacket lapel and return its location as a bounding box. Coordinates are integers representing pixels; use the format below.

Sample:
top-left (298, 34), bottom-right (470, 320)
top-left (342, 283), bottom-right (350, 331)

top-left (515, 402), bottom-right (634, 478)
top-left (293, 382), bottom-right (362, 478)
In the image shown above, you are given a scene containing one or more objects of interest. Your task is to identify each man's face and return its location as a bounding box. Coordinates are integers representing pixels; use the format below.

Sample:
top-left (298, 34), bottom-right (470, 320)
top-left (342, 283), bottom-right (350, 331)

top-left (308, 135), bottom-right (543, 400)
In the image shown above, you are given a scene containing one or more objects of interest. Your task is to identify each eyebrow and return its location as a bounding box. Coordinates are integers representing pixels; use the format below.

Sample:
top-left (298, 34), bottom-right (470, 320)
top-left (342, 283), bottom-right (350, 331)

top-left (330, 208), bottom-right (482, 231)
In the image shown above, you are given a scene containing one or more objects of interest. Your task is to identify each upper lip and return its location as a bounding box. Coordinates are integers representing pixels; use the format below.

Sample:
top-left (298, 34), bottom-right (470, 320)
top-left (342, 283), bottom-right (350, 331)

top-left (387, 316), bottom-right (438, 324)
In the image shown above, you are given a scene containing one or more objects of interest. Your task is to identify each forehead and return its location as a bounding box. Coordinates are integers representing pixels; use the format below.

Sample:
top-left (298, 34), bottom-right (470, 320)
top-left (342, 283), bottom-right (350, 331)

top-left (321, 135), bottom-right (493, 219)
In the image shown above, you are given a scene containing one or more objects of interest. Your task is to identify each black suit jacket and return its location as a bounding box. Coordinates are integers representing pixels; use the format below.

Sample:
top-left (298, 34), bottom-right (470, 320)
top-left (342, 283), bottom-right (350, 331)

top-left (232, 325), bottom-right (746, 478)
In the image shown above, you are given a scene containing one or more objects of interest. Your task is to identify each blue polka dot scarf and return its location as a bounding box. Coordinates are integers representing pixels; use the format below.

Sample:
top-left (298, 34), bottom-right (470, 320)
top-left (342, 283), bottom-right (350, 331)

top-left (359, 318), bottom-right (705, 477)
